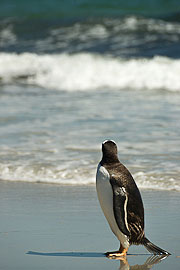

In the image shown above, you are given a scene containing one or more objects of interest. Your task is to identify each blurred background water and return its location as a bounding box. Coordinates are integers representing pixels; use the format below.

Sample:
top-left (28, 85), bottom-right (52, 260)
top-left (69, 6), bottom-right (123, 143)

top-left (0, 0), bottom-right (180, 190)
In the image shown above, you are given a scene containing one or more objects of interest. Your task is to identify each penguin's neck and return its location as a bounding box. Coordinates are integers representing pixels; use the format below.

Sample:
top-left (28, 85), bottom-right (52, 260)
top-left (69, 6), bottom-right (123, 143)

top-left (100, 155), bottom-right (119, 166)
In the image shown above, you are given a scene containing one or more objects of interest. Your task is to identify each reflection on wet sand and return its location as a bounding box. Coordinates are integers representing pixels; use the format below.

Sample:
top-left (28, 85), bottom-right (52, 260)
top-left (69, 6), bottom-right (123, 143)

top-left (114, 255), bottom-right (169, 270)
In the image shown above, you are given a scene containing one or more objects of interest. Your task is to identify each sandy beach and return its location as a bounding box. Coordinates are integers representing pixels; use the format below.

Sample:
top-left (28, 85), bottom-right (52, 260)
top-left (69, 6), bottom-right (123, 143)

top-left (1, 1), bottom-right (180, 269)
top-left (0, 181), bottom-right (180, 270)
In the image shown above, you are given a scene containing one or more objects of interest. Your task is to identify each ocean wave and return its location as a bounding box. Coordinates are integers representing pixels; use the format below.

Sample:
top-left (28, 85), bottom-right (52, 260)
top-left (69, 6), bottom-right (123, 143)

top-left (0, 163), bottom-right (95, 185)
top-left (134, 172), bottom-right (180, 192)
top-left (0, 163), bottom-right (179, 191)
top-left (1, 15), bottom-right (180, 56)
top-left (0, 52), bottom-right (180, 91)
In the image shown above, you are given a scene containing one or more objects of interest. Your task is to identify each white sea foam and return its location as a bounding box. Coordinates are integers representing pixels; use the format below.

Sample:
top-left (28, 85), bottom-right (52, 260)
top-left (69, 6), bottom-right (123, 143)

top-left (0, 163), bottom-right (179, 191)
top-left (116, 16), bottom-right (180, 34)
top-left (0, 163), bottom-right (95, 185)
top-left (0, 52), bottom-right (180, 91)
top-left (134, 172), bottom-right (180, 192)
top-left (0, 25), bottom-right (17, 46)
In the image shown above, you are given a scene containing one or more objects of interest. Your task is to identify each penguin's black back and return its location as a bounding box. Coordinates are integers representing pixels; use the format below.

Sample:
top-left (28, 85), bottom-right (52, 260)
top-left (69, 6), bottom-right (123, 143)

top-left (102, 160), bottom-right (145, 244)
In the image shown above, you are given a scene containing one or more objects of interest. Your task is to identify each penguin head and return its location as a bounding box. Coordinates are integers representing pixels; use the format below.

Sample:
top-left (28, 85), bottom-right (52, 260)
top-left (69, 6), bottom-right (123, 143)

top-left (101, 140), bottom-right (119, 164)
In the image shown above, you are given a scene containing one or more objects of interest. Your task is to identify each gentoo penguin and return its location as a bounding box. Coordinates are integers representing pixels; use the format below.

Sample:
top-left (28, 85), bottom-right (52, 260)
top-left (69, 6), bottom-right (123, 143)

top-left (96, 140), bottom-right (170, 258)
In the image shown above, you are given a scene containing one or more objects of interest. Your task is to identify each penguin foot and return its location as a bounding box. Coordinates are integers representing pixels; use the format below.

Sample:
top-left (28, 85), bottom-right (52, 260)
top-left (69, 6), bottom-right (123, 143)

top-left (105, 247), bottom-right (128, 259)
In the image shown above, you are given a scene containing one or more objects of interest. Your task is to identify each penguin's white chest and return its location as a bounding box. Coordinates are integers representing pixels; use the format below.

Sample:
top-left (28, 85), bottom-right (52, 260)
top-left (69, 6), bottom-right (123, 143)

top-left (96, 164), bottom-right (129, 249)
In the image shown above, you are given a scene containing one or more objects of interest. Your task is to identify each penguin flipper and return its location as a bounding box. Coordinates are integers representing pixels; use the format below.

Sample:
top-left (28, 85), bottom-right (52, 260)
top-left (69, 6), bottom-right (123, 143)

top-left (111, 184), bottom-right (130, 237)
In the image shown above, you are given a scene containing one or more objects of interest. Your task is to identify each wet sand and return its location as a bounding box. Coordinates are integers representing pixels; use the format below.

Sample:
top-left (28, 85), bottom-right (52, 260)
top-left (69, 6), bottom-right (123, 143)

top-left (0, 181), bottom-right (180, 270)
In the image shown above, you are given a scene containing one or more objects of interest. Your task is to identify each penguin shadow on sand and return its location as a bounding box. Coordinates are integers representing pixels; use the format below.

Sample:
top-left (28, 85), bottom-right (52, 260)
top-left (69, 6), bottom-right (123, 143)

top-left (27, 251), bottom-right (168, 269)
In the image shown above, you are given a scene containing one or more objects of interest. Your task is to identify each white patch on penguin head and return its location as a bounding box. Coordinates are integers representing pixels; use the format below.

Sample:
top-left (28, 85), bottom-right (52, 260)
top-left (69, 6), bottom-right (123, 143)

top-left (102, 139), bottom-right (116, 145)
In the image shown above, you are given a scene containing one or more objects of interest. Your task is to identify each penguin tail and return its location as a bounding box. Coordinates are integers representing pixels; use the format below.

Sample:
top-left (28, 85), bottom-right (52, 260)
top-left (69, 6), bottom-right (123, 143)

top-left (142, 237), bottom-right (171, 255)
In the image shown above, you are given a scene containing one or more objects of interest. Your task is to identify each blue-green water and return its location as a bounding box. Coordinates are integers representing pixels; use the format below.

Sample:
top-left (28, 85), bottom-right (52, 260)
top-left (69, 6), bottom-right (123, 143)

top-left (1, 0), bottom-right (180, 57)
top-left (0, 0), bottom-right (180, 190)
top-left (1, 0), bottom-right (180, 19)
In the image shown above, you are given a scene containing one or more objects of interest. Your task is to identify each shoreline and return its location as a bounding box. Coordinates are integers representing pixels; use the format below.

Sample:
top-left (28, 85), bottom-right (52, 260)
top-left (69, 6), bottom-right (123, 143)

top-left (0, 178), bottom-right (180, 192)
